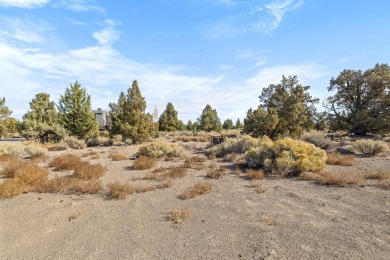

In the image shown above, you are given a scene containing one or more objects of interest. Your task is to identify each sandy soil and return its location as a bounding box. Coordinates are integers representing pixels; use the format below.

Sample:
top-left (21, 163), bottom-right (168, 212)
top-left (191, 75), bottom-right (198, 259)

top-left (1, 144), bottom-right (389, 260)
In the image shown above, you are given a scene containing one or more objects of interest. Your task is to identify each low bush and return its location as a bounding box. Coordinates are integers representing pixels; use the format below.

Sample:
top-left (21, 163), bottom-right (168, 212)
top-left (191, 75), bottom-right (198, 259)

top-left (208, 135), bottom-right (262, 157)
top-left (301, 132), bottom-right (332, 150)
top-left (106, 182), bottom-right (134, 199)
top-left (86, 138), bottom-right (100, 147)
top-left (0, 143), bottom-right (25, 157)
top-left (101, 138), bottom-right (114, 146)
top-left (73, 162), bottom-right (106, 180)
top-left (133, 156), bottom-right (157, 170)
top-left (326, 153), bottom-right (356, 166)
top-left (138, 140), bottom-right (185, 158)
top-left (244, 138), bottom-right (327, 177)
top-left (110, 152), bottom-right (127, 161)
top-left (180, 181), bottom-right (213, 200)
top-left (249, 182), bottom-right (267, 193)
top-left (206, 165), bottom-right (227, 179)
top-left (47, 142), bottom-right (69, 151)
top-left (300, 171), bottom-right (365, 187)
top-left (364, 171), bottom-right (390, 180)
top-left (0, 157), bottom-right (29, 178)
top-left (25, 144), bottom-right (48, 158)
top-left (352, 139), bottom-right (388, 156)
top-left (64, 136), bottom-right (86, 149)
top-left (246, 169), bottom-right (265, 180)
top-left (49, 154), bottom-right (82, 171)
top-left (168, 208), bottom-right (191, 224)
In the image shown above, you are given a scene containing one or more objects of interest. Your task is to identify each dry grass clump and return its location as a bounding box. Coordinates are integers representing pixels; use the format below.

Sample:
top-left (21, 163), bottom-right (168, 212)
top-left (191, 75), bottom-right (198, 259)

top-left (0, 162), bottom-right (48, 198)
top-left (144, 166), bottom-right (187, 181)
top-left (183, 157), bottom-right (207, 170)
top-left (301, 131), bottom-right (332, 150)
top-left (0, 157), bottom-right (29, 178)
top-left (180, 181), bottom-right (213, 200)
top-left (300, 171), bottom-right (365, 187)
top-left (0, 154), bottom-right (17, 162)
top-left (47, 142), bottom-right (69, 151)
top-left (133, 156), bottom-right (157, 170)
top-left (173, 136), bottom-right (208, 142)
top-left (49, 154), bottom-right (82, 171)
top-left (352, 139), bottom-right (388, 156)
top-left (224, 153), bottom-right (239, 162)
top-left (73, 162), bottom-right (106, 180)
top-left (250, 182), bottom-right (267, 193)
top-left (168, 208), bottom-right (191, 224)
top-left (364, 171), bottom-right (390, 180)
top-left (326, 153), bottom-right (356, 166)
top-left (30, 154), bottom-right (48, 163)
top-left (206, 165), bottom-right (227, 179)
top-left (246, 169), bottom-right (265, 180)
top-left (232, 166), bottom-right (243, 176)
top-left (64, 136), bottom-right (86, 149)
top-left (71, 179), bottom-right (103, 194)
top-left (106, 182), bottom-right (134, 199)
top-left (110, 152), bottom-right (127, 161)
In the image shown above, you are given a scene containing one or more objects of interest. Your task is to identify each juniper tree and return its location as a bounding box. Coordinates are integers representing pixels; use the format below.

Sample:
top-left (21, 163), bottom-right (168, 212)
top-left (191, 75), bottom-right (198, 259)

top-left (20, 93), bottom-right (67, 143)
top-left (58, 81), bottom-right (99, 139)
top-left (243, 75), bottom-right (318, 139)
top-left (222, 119), bottom-right (234, 130)
top-left (109, 80), bottom-right (156, 143)
top-left (158, 102), bottom-right (180, 131)
top-left (197, 104), bottom-right (222, 132)
top-left (326, 63), bottom-right (390, 134)
top-left (0, 97), bottom-right (12, 138)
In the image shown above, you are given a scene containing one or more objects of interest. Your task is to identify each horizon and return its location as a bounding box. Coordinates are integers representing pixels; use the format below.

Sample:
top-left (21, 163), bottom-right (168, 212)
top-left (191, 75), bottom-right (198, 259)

top-left (1, 0), bottom-right (389, 123)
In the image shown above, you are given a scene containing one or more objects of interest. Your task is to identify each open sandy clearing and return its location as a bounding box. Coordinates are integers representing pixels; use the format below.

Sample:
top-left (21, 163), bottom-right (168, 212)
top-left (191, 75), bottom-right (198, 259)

top-left (1, 146), bottom-right (389, 260)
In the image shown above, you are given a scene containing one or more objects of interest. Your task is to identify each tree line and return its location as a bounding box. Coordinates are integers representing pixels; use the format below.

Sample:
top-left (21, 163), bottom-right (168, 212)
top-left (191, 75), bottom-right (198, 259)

top-left (0, 63), bottom-right (389, 142)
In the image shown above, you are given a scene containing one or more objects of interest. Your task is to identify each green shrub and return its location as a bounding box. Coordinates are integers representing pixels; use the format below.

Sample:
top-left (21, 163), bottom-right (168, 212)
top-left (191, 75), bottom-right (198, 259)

top-left (208, 135), bottom-right (262, 157)
top-left (138, 140), bottom-right (184, 158)
top-left (301, 132), bottom-right (332, 150)
top-left (352, 139), bottom-right (388, 156)
top-left (86, 138), bottom-right (100, 147)
top-left (25, 144), bottom-right (48, 158)
top-left (64, 136), bottom-right (86, 149)
top-left (244, 138), bottom-right (327, 176)
top-left (0, 143), bottom-right (25, 157)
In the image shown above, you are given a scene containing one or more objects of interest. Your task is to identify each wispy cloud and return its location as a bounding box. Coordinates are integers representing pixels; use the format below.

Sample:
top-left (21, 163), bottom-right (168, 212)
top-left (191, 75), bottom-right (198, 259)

top-left (92, 19), bottom-right (121, 46)
top-left (205, 0), bottom-right (304, 37)
top-left (0, 16), bottom-right (50, 44)
top-left (0, 0), bottom-right (49, 8)
top-left (55, 0), bottom-right (105, 14)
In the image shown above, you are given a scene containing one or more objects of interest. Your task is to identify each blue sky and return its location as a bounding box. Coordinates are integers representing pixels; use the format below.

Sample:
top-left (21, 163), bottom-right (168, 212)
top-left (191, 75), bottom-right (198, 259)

top-left (1, 0), bottom-right (389, 123)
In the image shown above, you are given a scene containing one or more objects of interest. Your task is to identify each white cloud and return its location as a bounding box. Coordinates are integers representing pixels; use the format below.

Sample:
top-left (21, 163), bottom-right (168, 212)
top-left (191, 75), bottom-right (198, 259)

top-left (0, 0), bottom-right (49, 8)
top-left (0, 17), bottom-right (50, 44)
top-left (92, 20), bottom-right (121, 46)
top-left (205, 0), bottom-right (304, 37)
top-left (56, 0), bottom-right (105, 14)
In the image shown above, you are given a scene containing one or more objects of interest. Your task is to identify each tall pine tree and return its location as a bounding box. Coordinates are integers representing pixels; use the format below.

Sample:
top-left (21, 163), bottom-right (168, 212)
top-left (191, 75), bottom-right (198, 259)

top-left (109, 80), bottom-right (156, 143)
top-left (58, 81), bottom-right (99, 139)
top-left (158, 102), bottom-right (180, 131)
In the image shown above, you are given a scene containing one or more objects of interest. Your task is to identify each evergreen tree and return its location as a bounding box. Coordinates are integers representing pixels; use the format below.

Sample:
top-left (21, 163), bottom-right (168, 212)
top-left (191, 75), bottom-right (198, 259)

top-left (186, 120), bottom-right (194, 131)
top-left (235, 118), bottom-right (243, 129)
top-left (0, 97), bottom-right (12, 138)
top-left (20, 93), bottom-right (67, 143)
top-left (222, 119), bottom-right (234, 130)
top-left (58, 81), bottom-right (99, 139)
top-left (243, 76), bottom-right (318, 139)
top-left (326, 63), bottom-right (390, 134)
top-left (109, 80), bottom-right (156, 143)
top-left (197, 104), bottom-right (222, 132)
top-left (158, 102), bottom-right (180, 131)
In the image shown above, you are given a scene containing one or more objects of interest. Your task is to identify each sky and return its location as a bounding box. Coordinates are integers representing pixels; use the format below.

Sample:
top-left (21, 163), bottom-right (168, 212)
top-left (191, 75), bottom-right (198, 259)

top-left (1, 0), bottom-right (389, 123)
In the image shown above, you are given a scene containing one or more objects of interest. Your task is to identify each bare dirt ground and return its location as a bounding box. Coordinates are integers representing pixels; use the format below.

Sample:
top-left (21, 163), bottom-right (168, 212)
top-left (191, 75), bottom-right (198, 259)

top-left (1, 144), bottom-right (389, 260)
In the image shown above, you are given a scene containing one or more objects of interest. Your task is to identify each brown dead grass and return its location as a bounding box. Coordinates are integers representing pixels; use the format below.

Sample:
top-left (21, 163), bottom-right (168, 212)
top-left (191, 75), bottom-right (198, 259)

top-left (0, 154), bottom-right (17, 162)
top-left (250, 181), bottom-right (267, 193)
top-left (180, 181), bottom-right (213, 200)
top-left (110, 152), bottom-right (127, 161)
top-left (0, 157), bottom-right (29, 178)
top-left (133, 156), bottom-right (157, 170)
top-left (326, 153), bottom-right (357, 166)
top-left (144, 166), bottom-right (187, 181)
top-left (231, 166), bottom-right (243, 176)
top-left (0, 162), bottom-right (48, 198)
top-left (246, 169), bottom-right (265, 180)
top-left (73, 162), bottom-right (106, 180)
top-left (106, 182), bottom-right (134, 199)
top-left (364, 171), bottom-right (390, 180)
top-left (49, 154), bottom-right (82, 171)
top-left (30, 154), bottom-right (48, 163)
top-left (224, 153), bottom-right (238, 162)
top-left (168, 208), bottom-right (191, 224)
top-left (206, 165), bottom-right (227, 179)
top-left (300, 171), bottom-right (365, 187)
